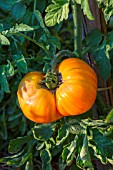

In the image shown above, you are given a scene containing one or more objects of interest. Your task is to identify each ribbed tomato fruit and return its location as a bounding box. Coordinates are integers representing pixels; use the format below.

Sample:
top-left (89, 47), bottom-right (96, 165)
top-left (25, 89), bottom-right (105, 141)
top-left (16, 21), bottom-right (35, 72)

top-left (17, 58), bottom-right (97, 123)
top-left (56, 58), bottom-right (97, 116)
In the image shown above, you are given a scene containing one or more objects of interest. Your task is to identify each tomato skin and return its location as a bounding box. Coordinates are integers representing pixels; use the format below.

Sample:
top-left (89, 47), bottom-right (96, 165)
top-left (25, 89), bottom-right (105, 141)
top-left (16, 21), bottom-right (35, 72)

top-left (56, 58), bottom-right (97, 116)
top-left (17, 72), bottom-right (62, 123)
top-left (17, 58), bottom-right (97, 123)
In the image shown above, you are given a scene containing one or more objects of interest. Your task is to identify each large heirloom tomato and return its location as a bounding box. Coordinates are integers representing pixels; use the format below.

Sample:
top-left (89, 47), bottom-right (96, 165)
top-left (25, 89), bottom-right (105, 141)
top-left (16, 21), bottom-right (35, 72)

top-left (17, 72), bottom-right (63, 123)
top-left (17, 58), bottom-right (97, 123)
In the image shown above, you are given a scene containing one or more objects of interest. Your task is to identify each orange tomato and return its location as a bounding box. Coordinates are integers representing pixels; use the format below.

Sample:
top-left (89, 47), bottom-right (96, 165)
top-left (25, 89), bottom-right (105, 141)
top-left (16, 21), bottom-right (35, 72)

top-left (17, 58), bottom-right (97, 123)
top-left (17, 72), bottom-right (63, 123)
top-left (56, 58), bottom-right (97, 116)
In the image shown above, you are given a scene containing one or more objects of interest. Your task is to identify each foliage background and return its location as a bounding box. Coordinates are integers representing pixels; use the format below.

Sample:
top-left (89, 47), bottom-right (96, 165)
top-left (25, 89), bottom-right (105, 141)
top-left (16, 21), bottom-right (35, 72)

top-left (0, 0), bottom-right (113, 169)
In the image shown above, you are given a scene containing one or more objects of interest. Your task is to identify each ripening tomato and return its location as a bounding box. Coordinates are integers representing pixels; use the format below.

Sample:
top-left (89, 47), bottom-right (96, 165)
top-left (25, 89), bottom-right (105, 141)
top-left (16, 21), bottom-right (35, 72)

top-left (56, 58), bottom-right (97, 116)
top-left (17, 58), bottom-right (97, 123)
top-left (17, 72), bottom-right (63, 123)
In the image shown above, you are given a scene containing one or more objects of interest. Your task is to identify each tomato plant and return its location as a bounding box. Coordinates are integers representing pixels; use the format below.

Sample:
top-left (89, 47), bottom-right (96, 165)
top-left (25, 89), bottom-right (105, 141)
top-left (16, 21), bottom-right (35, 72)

top-left (0, 0), bottom-right (113, 170)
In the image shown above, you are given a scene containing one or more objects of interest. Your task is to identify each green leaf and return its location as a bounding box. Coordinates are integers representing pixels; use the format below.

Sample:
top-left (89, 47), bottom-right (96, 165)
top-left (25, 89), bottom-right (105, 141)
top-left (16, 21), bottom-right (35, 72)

top-left (7, 152), bottom-right (30, 167)
top-left (76, 133), bottom-right (94, 169)
top-left (69, 124), bottom-right (82, 134)
top-left (109, 16), bottom-right (113, 29)
top-left (75, 0), bottom-right (81, 3)
top-left (45, 138), bottom-right (56, 150)
top-left (0, 0), bottom-right (17, 11)
top-left (107, 30), bottom-right (113, 50)
top-left (34, 10), bottom-right (46, 29)
top-left (0, 150), bottom-right (24, 163)
top-left (83, 29), bottom-right (103, 48)
top-left (45, 0), bottom-right (69, 26)
top-left (11, 2), bottom-right (26, 20)
top-left (36, 142), bottom-right (45, 150)
top-left (92, 41), bottom-right (111, 80)
top-left (32, 123), bottom-right (56, 141)
top-left (75, 0), bottom-right (94, 20)
top-left (51, 145), bottom-right (62, 157)
top-left (49, 36), bottom-right (61, 49)
top-left (0, 33), bottom-right (10, 45)
top-left (107, 158), bottom-right (113, 165)
top-left (81, 119), bottom-right (107, 127)
top-left (23, 10), bottom-right (47, 33)
top-left (2, 142), bottom-right (32, 167)
top-left (56, 124), bottom-right (69, 145)
top-left (23, 11), bottom-right (35, 26)
top-left (5, 147), bottom-right (33, 167)
top-left (5, 60), bottom-right (14, 77)
top-left (36, 0), bottom-right (46, 13)
top-left (89, 128), bottom-right (113, 164)
top-left (8, 136), bottom-right (33, 153)
top-left (25, 155), bottom-right (33, 170)
top-left (62, 135), bottom-right (78, 165)
top-left (97, 0), bottom-right (113, 22)
top-left (10, 23), bottom-right (35, 33)
top-left (23, 11), bottom-right (44, 30)
top-left (0, 65), bottom-right (10, 93)
top-left (14, 54), bottom-right (28, 73)
top-left (53, 0), bottom-right (69, 5)
top-left (1, 147), bottom-right (33, 167)
top-left (2, 24), bottom-right (36, 37)
top-left (40, 149), bottom-right (52, 170)
top-left (106, 109), bottom-right (113, 123)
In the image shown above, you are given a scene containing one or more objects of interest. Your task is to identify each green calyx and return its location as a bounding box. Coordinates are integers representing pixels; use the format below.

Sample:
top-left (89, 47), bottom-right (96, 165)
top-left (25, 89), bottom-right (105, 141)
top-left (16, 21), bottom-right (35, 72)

top-left (45, 71), bottom-right (58, 90)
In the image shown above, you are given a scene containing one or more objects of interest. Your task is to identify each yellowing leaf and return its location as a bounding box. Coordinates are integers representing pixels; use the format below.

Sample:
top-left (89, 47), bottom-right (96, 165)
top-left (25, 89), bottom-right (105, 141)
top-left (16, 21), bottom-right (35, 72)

top-left (106, 109), bottom-right (113, 123)
top-left (0, 33), bottom-right (10, 45)
top-left (45, 2), bottom-right (69, 26)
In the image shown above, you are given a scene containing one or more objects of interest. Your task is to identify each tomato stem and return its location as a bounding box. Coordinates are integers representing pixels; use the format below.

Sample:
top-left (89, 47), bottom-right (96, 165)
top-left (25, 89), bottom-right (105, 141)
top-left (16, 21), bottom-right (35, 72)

top-left (34, 0), bottom-right (37, 12)
top-left (45, 71), bottom-right (59, 90)
top-left (51, 50), bottom-right (76, 72)
top-left (72, 1), bottom-right (82, 58)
